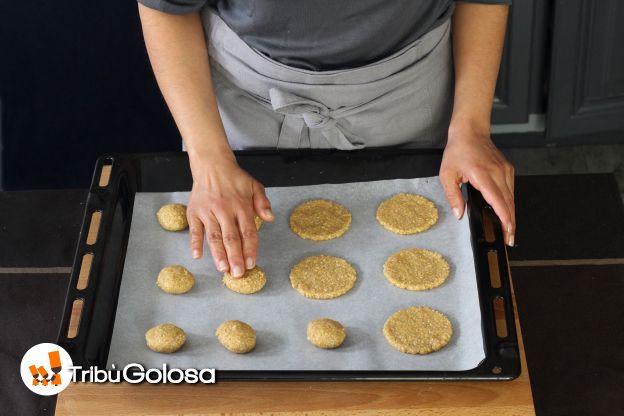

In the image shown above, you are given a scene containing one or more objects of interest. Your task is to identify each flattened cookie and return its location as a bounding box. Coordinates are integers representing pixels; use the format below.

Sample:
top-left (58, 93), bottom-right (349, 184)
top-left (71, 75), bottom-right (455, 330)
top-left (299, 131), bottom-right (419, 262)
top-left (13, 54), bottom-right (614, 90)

top-left (307, 318), bottom-right (346, 349)
top-left (216, 320), bottom-right (256, 353)
top-left (223, 266), bottom-right (266, 294)
top-left (145, 323), bottom-right (186, 353)
top-left (290, 255), bottom-right (356, 299)
top-left (383, 306), bottom-right (452, 354)
top-left (383, 248), bottom-right (450, 291)
top-left (376, 193), bottom-right (438, 234)
top-left (157, 265), bottom-right (195, 294)
top-left (156, 203), bottom-right (188, 231)
top-left (289, 199), bottom-right (351, 240)
top-left (254, 215), bottom-right (263, 231)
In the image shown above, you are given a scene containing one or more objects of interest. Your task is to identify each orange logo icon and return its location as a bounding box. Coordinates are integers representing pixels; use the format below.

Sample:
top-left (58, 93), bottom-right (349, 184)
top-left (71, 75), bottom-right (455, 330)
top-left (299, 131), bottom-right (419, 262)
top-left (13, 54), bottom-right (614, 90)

top-left (20, 343), bottom-right (73, 395)
top-left (28, 351), bottom-right (63, 387)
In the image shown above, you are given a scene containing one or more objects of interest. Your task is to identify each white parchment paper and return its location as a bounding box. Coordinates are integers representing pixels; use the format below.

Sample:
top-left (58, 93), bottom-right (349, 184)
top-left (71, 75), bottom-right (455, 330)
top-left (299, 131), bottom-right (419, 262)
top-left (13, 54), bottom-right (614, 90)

top-left (107, 177), bottom-right (485, 371)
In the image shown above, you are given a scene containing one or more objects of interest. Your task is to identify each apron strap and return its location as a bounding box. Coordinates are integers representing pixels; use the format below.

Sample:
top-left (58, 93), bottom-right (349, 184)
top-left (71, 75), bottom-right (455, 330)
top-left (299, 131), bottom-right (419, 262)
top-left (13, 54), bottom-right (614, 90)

top-left (269, 88), bottom-right (364, 150)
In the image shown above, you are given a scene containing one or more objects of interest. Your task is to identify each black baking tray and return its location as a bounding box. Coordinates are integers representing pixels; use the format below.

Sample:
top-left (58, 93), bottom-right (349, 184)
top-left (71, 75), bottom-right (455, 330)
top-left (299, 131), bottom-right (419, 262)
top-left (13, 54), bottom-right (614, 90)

top-left (57, 150), bottom-right (520, 381)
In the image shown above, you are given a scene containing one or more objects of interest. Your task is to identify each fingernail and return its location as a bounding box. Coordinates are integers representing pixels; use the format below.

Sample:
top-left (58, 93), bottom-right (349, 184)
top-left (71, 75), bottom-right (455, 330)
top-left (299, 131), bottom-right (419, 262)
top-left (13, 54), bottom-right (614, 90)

top-left (508, 234), bottom-right (515, 247)
top-left (218, 261), bottom-right (228, 272)
top-left (232, 265), bottom-right (244, 277)
top-left (453, 208), bottom-right (461, 220)
top-left (264, 209), bottom-right (274, 219)
top-left (192, 250), bottom-right (200, 259)
top-left (246, 257), bottom-right (254, 270)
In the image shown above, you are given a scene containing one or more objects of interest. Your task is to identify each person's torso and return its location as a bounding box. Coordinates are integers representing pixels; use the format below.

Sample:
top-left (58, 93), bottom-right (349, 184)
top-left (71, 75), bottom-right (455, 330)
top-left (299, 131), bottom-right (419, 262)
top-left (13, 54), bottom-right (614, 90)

top-left (208, 0), bottom-right (454, 71)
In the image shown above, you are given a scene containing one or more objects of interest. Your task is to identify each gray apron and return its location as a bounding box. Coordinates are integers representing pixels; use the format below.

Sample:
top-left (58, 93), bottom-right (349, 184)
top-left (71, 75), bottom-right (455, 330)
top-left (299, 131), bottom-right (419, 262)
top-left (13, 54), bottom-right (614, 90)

top-left (202, 8), bottom-right (453, 150)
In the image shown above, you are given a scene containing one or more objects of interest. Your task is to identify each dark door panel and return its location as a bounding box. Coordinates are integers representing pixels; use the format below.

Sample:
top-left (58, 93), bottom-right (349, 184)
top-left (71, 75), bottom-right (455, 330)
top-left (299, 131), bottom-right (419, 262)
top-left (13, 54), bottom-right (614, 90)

top-left (492, 0), bottom-right (537, 124)
top-left (547, 0), bottom-right (624, 139)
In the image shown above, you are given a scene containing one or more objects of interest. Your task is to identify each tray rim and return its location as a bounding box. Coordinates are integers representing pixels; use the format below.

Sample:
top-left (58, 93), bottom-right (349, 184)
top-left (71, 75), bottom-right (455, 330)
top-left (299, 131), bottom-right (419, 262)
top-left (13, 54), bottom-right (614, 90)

top-left (57, 151), bottom-right (520, 381)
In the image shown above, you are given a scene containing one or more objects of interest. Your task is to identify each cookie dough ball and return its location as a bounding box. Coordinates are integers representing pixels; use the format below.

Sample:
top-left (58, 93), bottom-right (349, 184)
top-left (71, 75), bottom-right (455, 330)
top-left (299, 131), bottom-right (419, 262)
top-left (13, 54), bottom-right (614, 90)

top-left (383, 306), bottom-right (452, 354)
top-left (216, 320), bottom-right (256, 353)
top-left (157, 265), bottom-right (195, 294)
top-left (376, 193), bottom-right (438, 235)
top-left (289, 199), bottom-right (351, 240)
top-left (254, 215), bottom-right (263, 231)
top-left (290, 255), bottom-right (357, 299)
top-left (307, 318), bottom-right (346, 349)
top-left (383, 248), bottom-right (450, 291)
top-left (223, 266), bottom-right (266, 294)
top-left (156, 203), bottom-right (188, 231)
top-left (145, 323), bottom-right (186, 353)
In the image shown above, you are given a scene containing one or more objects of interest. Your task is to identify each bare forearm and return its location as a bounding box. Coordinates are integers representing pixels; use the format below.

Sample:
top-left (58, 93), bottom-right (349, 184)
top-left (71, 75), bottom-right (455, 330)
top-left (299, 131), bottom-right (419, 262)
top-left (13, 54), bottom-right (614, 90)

top-left (139, 5), bottom-right (273, 274)
top-left (449, 2), bottom-right (509, 138)
top-left (441, 2), bottom-right (515, 247)
top-left (138, 4), bottom-right (234, 170)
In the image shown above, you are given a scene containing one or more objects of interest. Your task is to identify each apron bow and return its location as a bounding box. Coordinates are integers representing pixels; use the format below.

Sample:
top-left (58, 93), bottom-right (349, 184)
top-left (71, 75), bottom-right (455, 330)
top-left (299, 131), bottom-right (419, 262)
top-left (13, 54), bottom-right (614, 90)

top-left (269, 88), bottom-right (364, 150)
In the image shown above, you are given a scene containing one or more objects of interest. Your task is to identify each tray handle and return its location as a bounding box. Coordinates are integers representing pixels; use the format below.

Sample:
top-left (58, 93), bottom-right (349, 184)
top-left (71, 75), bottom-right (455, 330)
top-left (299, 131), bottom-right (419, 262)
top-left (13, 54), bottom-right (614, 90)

top-left (466, 184), bottom-right (520, 378)
top-left (57, 156), bottom-right (129, 367)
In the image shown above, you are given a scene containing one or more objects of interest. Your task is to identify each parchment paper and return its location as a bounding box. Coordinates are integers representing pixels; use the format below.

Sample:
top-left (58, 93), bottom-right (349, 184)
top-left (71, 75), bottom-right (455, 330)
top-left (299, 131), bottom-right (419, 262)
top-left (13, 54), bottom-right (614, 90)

top-left (107, 177), bottom-right (485, 371)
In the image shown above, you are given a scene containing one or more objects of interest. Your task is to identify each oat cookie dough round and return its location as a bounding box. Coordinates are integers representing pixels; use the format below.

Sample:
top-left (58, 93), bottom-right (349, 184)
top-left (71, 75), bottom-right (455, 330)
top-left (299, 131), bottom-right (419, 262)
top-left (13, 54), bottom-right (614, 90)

top-left (290, 255), bottom-right (357, 299)
top-left (216, 320), bottom-right (256, 353)
top-left (157, 265), bottom-right (195, 294)
top-left (223, 266), bottom-right (266, 294)
top-left (307, 318), bottom-right (347, 349)
top-left (383, 306), bottom-right (452, 354)
top-left (156, 203), bottom-right (188, 231)
top-left (289, 199), bottom-right (351, 240)
top-left (383, 248), bottom-right (450, 291)
top-left (145, 323), bottom-right (186, 353)
top-left (376, 193), bottom-right (438, 234)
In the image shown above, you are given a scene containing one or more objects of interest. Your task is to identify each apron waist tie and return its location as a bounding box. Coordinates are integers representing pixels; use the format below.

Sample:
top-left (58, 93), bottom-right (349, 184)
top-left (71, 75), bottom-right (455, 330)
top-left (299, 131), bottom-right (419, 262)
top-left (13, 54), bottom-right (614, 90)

top-left (269, 88), bottom-right (364, 150)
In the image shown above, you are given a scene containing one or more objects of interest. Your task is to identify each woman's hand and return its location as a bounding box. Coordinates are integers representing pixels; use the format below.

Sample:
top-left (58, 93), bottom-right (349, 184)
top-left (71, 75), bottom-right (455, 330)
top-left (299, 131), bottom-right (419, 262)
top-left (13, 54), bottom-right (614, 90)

top-left (139, 6), bottom-right (274, 272)
top-left (440, 124), bottom-right (515, 246)
top-left (187, 154), bottom-right (274, 277)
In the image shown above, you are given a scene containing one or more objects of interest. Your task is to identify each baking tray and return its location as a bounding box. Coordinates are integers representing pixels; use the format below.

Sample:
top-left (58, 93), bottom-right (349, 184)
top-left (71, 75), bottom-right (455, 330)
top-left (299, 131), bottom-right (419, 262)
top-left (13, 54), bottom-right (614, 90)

top-left (57, 150), bottom-right (520, 380)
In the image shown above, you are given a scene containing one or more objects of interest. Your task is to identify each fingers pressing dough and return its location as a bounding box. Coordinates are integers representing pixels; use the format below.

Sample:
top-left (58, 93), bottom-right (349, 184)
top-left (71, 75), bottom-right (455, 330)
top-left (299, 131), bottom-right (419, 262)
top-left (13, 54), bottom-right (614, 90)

top-left (223, 266), bottom-right (266, 294)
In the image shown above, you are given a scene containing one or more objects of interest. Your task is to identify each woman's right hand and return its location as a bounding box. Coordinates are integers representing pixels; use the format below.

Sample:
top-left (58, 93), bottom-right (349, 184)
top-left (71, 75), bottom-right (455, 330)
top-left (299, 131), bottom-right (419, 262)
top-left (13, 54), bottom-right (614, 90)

top-left (138, 4), bottom-right (274, 276)
top-left (186, 153), bottom-right (274, 277)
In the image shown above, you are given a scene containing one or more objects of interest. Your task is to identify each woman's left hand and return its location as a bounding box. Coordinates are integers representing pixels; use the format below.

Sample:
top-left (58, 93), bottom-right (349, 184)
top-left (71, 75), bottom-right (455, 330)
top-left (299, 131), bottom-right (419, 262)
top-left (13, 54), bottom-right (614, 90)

top-left (439, 125), bottom-right (516, 247)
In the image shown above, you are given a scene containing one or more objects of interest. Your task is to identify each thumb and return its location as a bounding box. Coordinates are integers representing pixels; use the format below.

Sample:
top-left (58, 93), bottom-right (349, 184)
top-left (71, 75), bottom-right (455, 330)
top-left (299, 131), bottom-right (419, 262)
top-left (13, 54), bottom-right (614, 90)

top-left (440, 170), bottom-right (465, 220)
top-left (252, 181), bottom-right (274, 221)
